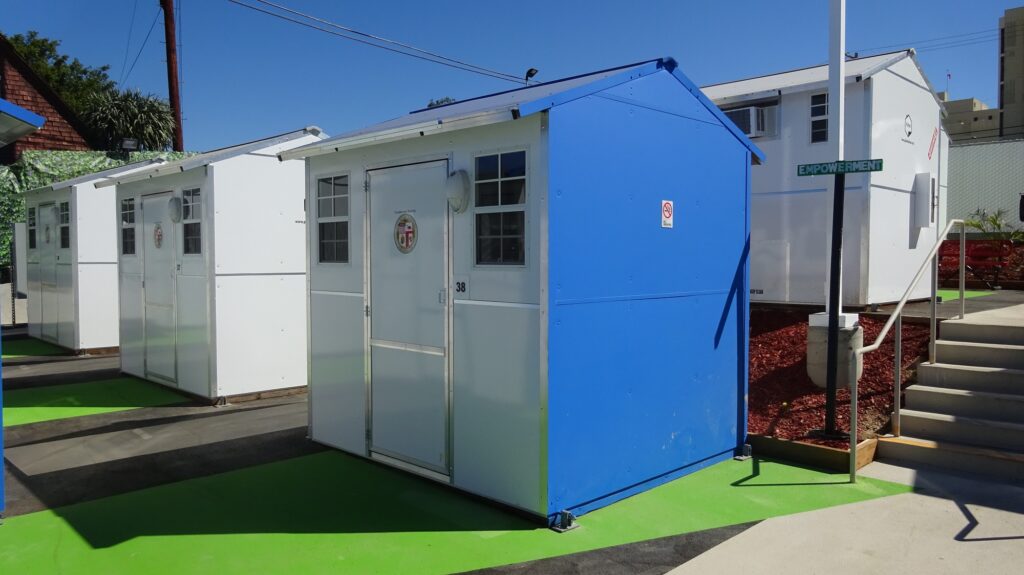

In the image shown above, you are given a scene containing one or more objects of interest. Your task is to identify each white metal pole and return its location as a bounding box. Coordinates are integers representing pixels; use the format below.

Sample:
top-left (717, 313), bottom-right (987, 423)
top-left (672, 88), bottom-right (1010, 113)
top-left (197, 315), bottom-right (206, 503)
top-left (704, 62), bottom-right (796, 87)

top-left (825, 0), bottom-right (846, 313)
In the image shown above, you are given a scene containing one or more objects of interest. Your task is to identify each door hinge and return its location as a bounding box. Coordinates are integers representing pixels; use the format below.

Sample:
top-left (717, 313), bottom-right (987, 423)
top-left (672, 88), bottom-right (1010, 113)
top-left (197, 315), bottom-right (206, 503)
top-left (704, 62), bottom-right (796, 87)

top-left (365, 305), bottom-right (371, 317)
top-left (365, 429), bottom-right (372, 441)
top-left (363, 179), bottom-right (370, 193)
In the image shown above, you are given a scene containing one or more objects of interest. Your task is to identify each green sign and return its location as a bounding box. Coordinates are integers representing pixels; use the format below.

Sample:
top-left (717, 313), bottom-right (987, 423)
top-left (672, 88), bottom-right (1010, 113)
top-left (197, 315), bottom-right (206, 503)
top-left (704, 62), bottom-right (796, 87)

top-left (797, 159), bottom-right (883, 176)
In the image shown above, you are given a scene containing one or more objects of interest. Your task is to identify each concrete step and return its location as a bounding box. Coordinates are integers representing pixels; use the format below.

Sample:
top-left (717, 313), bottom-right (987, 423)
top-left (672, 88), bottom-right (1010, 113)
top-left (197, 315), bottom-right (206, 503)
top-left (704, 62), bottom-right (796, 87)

top-left (935, 340), bottom-right (1024, 370)
top-left (941, 320), bottom-right (1024, 346)
top-left (918, 362), bottom-right (1024, 395)
top-left (900, 409), bottom-right (1024, 453)
top-left (904, 385), bottom-right (1024, 424)
top-left (877, 436), bottom-right (1024, 481)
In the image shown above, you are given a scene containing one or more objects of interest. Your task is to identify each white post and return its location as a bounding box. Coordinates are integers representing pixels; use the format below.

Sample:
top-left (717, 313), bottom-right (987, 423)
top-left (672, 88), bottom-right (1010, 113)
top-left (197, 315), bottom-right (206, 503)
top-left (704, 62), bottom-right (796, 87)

top-left (825, 0), bottom-right (846, 313)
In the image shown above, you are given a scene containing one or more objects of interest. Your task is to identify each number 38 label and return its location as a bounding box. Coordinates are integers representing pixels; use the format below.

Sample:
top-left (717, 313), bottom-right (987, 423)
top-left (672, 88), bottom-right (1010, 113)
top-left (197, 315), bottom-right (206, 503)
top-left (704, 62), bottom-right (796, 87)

top-left (453, 275), bottom-right (470, 299)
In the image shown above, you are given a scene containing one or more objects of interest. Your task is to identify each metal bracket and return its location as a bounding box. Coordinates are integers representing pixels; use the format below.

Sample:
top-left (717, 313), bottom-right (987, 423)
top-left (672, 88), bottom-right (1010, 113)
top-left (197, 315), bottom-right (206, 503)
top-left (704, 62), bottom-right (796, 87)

top-left (549, 510), bottom-right (578, 533)
top-left (734, 443), bottom-right (753, 461)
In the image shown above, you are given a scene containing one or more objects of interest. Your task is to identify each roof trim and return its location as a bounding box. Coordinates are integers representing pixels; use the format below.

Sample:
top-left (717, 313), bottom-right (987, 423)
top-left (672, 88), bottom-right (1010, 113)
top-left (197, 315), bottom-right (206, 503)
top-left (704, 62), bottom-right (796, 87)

top-left (413, 58), bottom-right (664, 115)
top-left (517, 60), bottom-right (663, 117)
top-left (662, 59), bottom-right (765, 164)
top-left (281, 58), bottom-right (764, 164)
top-left (25, 157), bottom-right (166, 194)
top-left (0, 97), bottom-right (45, 128)
top-left (96, 126), bottom-right (324, 188)
top-left (701, 49), bottom-right (910, 90)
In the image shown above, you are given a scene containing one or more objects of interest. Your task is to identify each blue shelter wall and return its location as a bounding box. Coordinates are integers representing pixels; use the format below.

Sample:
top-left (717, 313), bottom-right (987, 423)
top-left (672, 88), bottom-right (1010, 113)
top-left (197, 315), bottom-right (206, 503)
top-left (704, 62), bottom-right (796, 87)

top-left (545, 69), bottom-right (751, 519)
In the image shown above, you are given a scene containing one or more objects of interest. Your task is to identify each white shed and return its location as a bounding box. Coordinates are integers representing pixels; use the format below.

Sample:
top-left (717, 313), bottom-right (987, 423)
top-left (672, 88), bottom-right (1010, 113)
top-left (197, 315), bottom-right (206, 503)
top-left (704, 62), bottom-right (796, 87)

top-left (703, 49), bottom-right (949, 307)
top-left (24, 159), bottom-right (165, 352)
top-left (97, 127), bottom-right (324, 400)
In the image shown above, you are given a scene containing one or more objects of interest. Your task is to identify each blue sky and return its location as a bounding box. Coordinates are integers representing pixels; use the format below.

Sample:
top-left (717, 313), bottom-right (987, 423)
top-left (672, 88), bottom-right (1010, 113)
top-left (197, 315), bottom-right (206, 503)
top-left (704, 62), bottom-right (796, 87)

top-left (2, 0), bottom-right (1018, 150)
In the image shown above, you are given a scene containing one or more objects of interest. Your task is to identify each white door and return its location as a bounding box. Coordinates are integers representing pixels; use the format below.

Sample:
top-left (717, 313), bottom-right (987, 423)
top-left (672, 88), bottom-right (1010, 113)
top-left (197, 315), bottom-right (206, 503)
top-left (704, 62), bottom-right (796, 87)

top-left (142, 193), bottom-right (177, 383)
top-left (38, 203), bottom-right (58, 342)
top-left (368, 161), bottom-right (449, 474)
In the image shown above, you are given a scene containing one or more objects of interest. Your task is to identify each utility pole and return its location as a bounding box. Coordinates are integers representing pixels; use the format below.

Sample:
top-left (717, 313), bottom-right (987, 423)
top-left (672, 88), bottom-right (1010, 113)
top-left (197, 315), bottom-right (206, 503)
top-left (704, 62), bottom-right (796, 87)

top-left (160, 0), bottom-right (184, 151)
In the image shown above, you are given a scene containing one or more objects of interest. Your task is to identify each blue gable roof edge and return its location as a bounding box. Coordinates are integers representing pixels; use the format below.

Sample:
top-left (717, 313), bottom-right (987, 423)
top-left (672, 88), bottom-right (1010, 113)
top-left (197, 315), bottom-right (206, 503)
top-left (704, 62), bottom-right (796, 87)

top-left (517, 60), bottom-right (664, 118)
top-left (0, 97), bottom-right (46, 128)
top-left (661, 58), bottom-right (765, 164)
top-left (516, 58), bottom-right (765, 165)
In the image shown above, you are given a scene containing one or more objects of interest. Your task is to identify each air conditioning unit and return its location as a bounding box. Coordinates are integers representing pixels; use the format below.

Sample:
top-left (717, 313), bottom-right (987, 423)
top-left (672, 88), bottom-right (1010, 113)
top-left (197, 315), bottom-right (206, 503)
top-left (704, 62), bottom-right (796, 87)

top-left (723, 106), bottom-right (776, 138)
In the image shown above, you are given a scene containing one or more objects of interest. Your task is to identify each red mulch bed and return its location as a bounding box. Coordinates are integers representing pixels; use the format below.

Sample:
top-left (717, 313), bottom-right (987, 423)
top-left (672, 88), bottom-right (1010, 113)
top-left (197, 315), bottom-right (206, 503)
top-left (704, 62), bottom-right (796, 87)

top-left (748, 309), bottom-right (930, 449)
top-left (939, 241), bottom-right (1024, 283)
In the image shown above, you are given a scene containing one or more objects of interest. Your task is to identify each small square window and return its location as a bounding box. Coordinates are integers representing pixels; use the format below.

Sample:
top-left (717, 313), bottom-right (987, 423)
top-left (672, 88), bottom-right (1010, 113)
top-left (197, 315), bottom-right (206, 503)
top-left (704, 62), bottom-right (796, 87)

top-left (29, 229), bottom-right (37, 250)
top-left (318, 221), bottom-right (349, 263)
top-left (182, 188), bottom-right (201, 221)
top-left (121, 199), bottom-right (135, 225)
top-left (475, 155), bottom-right (499, 181)
top-left (121, 227), bottom-right (136, 255)
top-left (183, 222), bottom-right (201, 255)
top-left (60, 226), bottom-right (70, 249)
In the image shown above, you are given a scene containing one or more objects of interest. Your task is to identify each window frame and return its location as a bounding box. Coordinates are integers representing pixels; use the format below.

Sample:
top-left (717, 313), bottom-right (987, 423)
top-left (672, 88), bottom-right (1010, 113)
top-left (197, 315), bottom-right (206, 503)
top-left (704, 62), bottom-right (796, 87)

top-left (120, 197), bottom-right (137, 256)
top-left (472, 149), bottom-right (528, 267)
top-left (27, 206), bottom-right (37, 250)
top-left (315, 172), bottom-right (351, 265)
top-left (181, 187), bottom-right (202, 256)
top-left (810, 92), bottom-right (829, 144)
top-left (58, 201), bottom-right (71, 249)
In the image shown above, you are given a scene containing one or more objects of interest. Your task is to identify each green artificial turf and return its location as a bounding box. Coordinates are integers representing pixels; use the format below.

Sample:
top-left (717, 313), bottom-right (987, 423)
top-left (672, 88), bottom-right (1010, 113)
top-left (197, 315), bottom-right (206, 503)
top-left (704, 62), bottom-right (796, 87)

top-left (0, 452), bottom-right (909, 574)
top-left (936, 289), bottom-right (994, 301)
top-left (1, 338), bottom-right (67, 359)
top-left (2, 377), bottom-right (188, 427)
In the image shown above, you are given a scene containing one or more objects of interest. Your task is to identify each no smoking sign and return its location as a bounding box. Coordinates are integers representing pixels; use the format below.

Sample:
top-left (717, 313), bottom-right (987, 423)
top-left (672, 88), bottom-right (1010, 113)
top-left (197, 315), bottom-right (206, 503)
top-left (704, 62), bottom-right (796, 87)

top-left (661, 200), bottom-right (674, 229)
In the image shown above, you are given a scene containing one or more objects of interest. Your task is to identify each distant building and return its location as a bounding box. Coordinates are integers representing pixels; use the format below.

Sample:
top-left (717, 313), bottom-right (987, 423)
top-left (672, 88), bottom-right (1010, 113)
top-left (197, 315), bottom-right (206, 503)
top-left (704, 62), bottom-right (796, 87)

top-left (1000, 6), bottom-right (1024, 139)
top-left (0, 33), bottom-right (95, 164)
top-left (941, 94), bottom-right (1001, 142)
top-left (943, 6), bottom-right (1024, 142)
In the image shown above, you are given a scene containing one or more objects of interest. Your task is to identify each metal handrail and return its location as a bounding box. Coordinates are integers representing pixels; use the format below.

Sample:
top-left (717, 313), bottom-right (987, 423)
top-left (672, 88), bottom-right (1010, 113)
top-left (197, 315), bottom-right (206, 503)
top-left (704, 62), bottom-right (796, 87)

top-left (846, 219), bottom-right (966, 482)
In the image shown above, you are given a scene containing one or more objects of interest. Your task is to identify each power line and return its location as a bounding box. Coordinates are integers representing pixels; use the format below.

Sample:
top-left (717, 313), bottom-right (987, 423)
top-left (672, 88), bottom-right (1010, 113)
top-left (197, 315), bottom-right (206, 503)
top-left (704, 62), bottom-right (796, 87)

top-left (226, 0), bottom-right (527, 84)
top-left (855, 21), bottom-right (1019, 56)
top-left (916, 36), bottom-right (1000, 54)
top-left (118, 0), bottom-right (140, 85)
top-left (249, 0), bottom-right (524, 83)
top-left (122, 8), bottom-right (162, 86)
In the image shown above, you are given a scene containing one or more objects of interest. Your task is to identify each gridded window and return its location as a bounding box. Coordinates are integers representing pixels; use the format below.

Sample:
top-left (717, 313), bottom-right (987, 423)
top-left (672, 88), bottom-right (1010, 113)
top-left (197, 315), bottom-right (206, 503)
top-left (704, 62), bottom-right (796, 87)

top-left (317, 175), bottom-right (349, 263)
top-left (120, 198), bottom-right (136, 255)
top-left (810, 93), bottom-right (828, 143)
top-left (59, 202), bottom-right (70, 249)
top-left (182, 188), bottom-right (201, 255)
top-left (474, 151), bottom-right (526, 265)
top-left (27, 207), bottom-right (37, 249)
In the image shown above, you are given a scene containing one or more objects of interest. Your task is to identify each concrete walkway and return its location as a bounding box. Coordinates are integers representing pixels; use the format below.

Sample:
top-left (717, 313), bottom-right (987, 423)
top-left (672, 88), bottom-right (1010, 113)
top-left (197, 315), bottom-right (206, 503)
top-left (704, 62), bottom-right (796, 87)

top-left (875, 288), bottom-right (1024, 320)
top-left (668, 461), bottom-right (1024, 574)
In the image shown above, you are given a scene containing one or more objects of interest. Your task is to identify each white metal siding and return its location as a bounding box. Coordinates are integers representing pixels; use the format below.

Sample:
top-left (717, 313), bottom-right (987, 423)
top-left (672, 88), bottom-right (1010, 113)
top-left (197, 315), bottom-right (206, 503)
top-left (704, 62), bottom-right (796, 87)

top-left (305, 117), bottom-right (545, 514)
top-left (866, 57), bottom-right (945, 304)
top-left (745, 81), bottom-right (871, 306)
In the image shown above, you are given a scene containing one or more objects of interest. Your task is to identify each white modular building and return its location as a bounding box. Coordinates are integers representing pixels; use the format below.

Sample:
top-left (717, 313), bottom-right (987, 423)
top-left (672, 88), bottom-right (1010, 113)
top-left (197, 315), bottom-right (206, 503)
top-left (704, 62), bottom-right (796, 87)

top-left (24, 160), bottom-right (165, 352)
top-left (98, 128), bottom-right (324, 400)
top-left (703, 49), bottom-right (949, 307)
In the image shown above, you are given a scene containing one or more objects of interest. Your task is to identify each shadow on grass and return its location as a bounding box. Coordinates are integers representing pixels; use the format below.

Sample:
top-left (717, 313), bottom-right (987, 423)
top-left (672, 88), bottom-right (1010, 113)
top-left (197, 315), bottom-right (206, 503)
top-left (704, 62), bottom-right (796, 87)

top-left (731, 456), bottom-right (850, 487)
top-left (3, 377), bottom-right (189, 413)
top-left (46, 449), bottom-right (537, 548)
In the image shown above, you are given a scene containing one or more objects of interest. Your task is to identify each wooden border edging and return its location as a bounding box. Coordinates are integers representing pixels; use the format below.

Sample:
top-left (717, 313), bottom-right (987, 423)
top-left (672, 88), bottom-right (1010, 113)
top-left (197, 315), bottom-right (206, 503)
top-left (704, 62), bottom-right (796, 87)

top-left (748, 434), bottom-right (878, 472)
